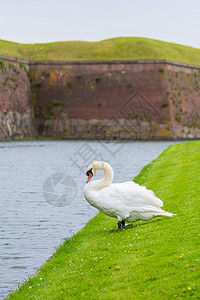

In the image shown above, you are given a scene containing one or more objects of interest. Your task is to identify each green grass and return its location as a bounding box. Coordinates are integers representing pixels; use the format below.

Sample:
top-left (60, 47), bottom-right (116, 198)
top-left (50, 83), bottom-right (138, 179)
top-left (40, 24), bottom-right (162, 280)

top-left (1, 37), bottom-right (200, 65)
top-left (8, 141), bottom-right (200, 299)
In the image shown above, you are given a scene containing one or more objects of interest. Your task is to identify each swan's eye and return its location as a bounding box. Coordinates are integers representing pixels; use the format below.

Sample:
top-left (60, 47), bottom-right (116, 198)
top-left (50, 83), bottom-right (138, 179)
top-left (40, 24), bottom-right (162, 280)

top-left (86, 168), bottom-right (93, 176)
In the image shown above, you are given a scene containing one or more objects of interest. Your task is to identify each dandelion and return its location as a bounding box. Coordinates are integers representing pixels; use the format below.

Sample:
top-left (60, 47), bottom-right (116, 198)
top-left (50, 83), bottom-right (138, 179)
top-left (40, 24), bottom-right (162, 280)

top-left (112, 272), bottom-right (114, 275)
top-left (127, 236), bottom-right (130, 238)
top-left (125, 250), bottom-right (127, 252)
top-left (117, 266), bottom-right (120, 269)
top-left (186, 264), bottom-right (189, 267)
top-left (187, 287), bottom-right (192, 291)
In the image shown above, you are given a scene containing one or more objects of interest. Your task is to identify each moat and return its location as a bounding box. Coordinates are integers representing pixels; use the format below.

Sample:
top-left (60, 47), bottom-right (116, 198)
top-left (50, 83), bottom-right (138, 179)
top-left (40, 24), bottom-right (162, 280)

top-left (0, 139), bottom-right (182, 299)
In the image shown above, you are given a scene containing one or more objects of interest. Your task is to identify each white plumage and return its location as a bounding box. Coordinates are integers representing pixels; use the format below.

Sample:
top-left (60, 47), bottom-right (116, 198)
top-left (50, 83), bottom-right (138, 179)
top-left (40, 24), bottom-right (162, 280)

top-left (84, 161), bottom-right (175, 230)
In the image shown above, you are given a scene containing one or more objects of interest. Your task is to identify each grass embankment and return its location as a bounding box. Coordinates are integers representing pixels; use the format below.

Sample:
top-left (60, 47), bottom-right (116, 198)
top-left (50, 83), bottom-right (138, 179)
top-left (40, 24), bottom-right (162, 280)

top-left (1, 37), bottom-right (200, 66)
top-left (8, 141), bottom-right (200, 299)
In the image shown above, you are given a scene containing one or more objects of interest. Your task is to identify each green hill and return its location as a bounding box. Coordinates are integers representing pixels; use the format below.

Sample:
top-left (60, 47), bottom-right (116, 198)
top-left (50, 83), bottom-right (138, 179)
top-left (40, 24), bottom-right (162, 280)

top-left (8, 141), bottom-right (199, 299)
top-left (1, 37), bottom-right (200, 65)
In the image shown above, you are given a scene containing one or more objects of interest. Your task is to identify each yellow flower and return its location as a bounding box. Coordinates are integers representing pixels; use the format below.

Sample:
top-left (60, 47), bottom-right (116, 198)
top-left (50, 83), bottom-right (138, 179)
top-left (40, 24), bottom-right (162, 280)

top-left (127, 236), bottom-right (130, 238)
top-left (186, 264), bottom-right (189, 267)
top-left (117, 266), bottom-right (120, 269)
top-left (125, 250), bottom-right (127, 252)
top-left (187, 287), bottom-right (192, 291)
top-left (112, 272), bottom-right (114, 275)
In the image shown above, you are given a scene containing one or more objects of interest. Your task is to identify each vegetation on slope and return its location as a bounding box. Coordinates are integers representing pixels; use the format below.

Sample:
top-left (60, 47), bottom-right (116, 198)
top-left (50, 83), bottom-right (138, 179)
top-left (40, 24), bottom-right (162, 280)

top-left (8, 141), bottom-right (200, 299)
top-left (1, 37), bottom-right (200, 65)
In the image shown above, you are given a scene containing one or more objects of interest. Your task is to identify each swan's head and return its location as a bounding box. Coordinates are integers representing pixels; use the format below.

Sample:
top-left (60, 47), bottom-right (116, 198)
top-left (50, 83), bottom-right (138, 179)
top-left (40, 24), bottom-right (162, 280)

top-left (86, 161), bottom-right (103, 183)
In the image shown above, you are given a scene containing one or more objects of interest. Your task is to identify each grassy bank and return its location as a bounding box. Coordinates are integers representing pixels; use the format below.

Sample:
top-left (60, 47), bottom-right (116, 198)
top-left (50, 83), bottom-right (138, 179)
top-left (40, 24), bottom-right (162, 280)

top-left (8, 141), bottom-right (200, 299)
top-left (1, 37), bottom-right (200, 66)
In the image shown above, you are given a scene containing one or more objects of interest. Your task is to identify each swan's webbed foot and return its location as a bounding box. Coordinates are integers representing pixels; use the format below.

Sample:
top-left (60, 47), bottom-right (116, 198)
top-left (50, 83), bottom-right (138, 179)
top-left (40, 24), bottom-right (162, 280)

top-left (117, 220), bottom-right (125, 230)
top-left (122, 220), bottom-right (125, 229)
top-left (117, 221), bottom-right (122, 230)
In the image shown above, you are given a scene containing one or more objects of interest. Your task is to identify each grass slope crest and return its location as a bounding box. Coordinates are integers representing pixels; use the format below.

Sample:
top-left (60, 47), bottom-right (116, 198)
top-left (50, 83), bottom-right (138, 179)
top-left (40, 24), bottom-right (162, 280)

top-left (0, 37), bottom-right (200, 66)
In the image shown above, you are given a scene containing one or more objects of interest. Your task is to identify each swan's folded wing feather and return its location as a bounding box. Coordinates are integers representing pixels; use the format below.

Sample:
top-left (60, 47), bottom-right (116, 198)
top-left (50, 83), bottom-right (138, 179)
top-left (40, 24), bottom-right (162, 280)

top-left (97, 181), bottom-right (163, 208)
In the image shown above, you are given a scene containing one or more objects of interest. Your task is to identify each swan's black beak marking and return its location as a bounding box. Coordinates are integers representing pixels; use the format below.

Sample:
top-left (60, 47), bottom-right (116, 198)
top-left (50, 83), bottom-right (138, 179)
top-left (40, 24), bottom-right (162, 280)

top-left (86, 168), bottom-right (93, 183)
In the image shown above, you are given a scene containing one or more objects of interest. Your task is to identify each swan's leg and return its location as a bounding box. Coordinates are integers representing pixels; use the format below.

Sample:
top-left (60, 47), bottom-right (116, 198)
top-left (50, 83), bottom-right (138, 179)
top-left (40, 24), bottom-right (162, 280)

top-left (122, 220), bottom-right (125, 229)
top-left (117, 221), bottom-right (122, 230)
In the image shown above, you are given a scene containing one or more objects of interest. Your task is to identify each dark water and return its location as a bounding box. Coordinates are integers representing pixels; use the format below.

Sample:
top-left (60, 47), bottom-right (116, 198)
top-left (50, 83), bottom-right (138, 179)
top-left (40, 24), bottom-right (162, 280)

top-left (0, 140), bottom-right (181, 299)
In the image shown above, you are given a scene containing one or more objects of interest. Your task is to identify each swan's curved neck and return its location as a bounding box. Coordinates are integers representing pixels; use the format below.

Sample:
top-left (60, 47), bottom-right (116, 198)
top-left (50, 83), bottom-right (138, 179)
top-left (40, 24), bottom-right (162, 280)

top-left (89, 161), bottom-right (114, 191)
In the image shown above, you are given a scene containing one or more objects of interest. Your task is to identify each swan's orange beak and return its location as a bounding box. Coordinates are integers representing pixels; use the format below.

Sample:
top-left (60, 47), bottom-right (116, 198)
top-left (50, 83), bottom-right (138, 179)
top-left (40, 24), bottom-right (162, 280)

top-left (86, 173), bottom-right (93, 183)
top-left (86, 169), bottom-right (93, 183)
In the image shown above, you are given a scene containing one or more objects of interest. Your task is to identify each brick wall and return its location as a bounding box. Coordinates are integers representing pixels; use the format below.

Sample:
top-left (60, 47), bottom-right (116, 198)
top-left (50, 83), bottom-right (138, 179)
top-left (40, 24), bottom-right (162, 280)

top-left (30, 61), bottom-right (200, 139)
top-left (0, 57), bottom-right (36, 139)
top-left (1, 57), bottom-right (200, 140)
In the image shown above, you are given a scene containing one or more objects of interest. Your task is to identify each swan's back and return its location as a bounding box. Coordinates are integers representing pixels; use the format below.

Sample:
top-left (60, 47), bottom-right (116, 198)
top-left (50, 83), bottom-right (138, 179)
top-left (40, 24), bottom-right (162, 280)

top-left (96, 181), bottom-right (163, 208)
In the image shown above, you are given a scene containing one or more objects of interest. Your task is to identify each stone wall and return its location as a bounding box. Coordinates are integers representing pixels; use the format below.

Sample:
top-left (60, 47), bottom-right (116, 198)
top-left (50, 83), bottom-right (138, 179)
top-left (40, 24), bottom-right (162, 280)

top-left (1, 57), bottom-right (200, 140)
top-left (30, 60), bottom-right (200, 140)
top-left (0, 57), bottom-right (36, 140)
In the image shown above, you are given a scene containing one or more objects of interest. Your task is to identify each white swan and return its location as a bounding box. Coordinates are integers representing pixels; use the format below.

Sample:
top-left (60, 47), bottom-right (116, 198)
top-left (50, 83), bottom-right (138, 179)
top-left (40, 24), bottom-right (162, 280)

top-left (84, 161), bottom-right (175, 230)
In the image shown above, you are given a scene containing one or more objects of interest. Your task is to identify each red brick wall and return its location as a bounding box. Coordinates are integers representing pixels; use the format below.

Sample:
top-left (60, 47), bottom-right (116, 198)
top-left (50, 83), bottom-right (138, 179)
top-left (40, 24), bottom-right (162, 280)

top-left (1, 57), bottom-right (200, 140)
top-left (0, 57), bottom-right (36, 139)
top-left (31, 61), bottom-right (171, 123)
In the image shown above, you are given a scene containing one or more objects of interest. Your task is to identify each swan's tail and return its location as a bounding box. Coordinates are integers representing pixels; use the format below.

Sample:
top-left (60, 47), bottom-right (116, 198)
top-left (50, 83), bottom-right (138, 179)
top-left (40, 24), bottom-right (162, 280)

top-left (159, 210), bottom-right (176, 217)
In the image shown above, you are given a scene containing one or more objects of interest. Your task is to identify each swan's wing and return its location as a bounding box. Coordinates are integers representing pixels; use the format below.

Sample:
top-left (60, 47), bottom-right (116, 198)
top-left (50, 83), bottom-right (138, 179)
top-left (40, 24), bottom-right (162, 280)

top-left (97, 181), bottom-right (163, 208)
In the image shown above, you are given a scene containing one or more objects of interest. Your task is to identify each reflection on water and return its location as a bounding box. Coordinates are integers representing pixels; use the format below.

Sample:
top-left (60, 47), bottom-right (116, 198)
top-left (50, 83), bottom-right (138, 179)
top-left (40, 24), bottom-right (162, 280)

top-left (0, 140), bottom-right (181, 299)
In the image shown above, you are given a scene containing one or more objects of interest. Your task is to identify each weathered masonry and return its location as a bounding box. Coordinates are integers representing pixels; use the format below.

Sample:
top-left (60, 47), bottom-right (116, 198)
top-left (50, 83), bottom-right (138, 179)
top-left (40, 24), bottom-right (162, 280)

top-left (1, 57), bottom-right (200, 140)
